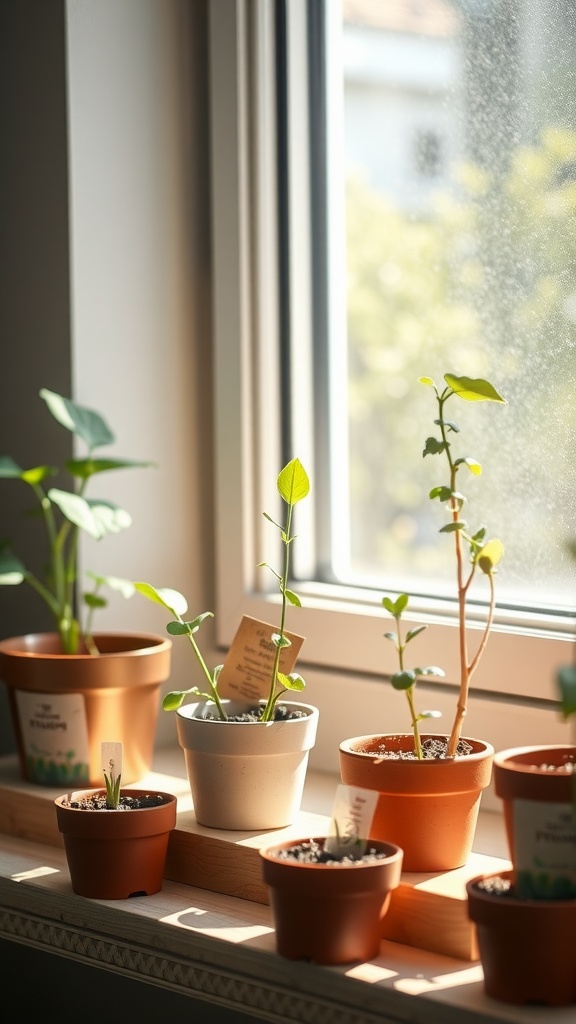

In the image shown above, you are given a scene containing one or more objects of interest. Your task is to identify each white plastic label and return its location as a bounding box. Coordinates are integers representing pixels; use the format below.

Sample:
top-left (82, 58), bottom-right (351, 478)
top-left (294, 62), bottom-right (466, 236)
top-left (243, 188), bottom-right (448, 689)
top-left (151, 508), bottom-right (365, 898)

top-left (324, 784), bottom-right (379, 859)
top-left (15, 691), bottom-right (90, 785)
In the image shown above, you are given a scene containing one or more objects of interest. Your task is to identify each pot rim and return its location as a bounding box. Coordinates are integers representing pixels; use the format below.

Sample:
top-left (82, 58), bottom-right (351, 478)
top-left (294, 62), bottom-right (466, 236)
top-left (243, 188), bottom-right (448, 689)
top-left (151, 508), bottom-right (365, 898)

top-left (177, 699), bottom-right (320, 722)
top-left (494, 744), bottom-right (576, 772)
top-left (0, 631), bottom-right (172, 660)
top-left (340, 733), bottom-right (494, 761)
top-left (467, 869), bottom-right (576, 910)
top-left (260, 835), bottom-right (403, 868)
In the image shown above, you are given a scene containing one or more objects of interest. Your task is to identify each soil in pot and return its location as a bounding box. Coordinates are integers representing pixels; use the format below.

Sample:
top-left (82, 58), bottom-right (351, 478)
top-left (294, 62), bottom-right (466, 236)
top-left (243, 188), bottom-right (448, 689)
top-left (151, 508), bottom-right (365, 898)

top-left (55, 789), bottom-right (177, 900)
top-left (467, 869), bottom-right (576, 1006)
top-left (339, 733), bottom-right (494, 872)
top-left (260, 836), bottom-right (403, 965)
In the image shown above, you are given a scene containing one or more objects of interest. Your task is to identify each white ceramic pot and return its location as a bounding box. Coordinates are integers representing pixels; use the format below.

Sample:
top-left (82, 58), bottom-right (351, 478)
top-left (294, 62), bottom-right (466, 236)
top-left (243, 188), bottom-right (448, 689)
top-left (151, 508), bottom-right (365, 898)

top-left (176, 700), bottom-right (319, 830)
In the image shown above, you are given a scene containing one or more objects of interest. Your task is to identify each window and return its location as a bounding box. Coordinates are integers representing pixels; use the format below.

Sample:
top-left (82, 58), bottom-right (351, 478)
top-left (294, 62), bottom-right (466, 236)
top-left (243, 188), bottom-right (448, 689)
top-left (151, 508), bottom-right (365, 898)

top-left (209, 0), bottom-right (573, 772)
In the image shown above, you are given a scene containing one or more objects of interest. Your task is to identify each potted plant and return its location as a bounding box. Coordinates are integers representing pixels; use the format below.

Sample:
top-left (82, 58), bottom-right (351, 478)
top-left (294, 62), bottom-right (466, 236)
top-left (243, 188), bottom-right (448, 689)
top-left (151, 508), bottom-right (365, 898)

top-left (467, 558), bottom-right (576, 1007)
top-left (135, 457), bottom-right (319, 830)
top-left (340, 374), bottom-right (505, 870)
top-left (260, 783), bottom-right (403, 965)
top-left (55, 742), bottom-right (177, 900)
top-left (0, 388), bottom-right (172, 786)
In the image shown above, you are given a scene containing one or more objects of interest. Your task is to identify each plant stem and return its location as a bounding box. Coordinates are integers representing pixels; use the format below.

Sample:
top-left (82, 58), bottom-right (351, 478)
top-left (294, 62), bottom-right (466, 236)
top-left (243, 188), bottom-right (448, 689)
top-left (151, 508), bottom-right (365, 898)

top-left (261, 501), bottom-right (293, 722)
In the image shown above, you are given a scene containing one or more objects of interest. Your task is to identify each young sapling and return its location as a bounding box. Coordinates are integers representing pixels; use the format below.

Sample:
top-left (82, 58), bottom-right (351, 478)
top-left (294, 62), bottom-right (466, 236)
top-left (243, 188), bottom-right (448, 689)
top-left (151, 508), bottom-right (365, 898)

top-left (418, 374), bottom-right (506, 756)
top-left (381, 593), bottom-right (443, 759)
top-left (135, 457), bottom-right (310, 723)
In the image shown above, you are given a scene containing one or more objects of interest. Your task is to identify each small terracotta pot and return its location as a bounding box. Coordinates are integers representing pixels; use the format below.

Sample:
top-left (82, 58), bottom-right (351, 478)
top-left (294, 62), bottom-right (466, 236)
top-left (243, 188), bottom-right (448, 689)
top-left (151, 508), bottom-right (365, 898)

top-left (467, 869), bottom-right (576, 1006)
top-left (176, 700), bottom-right (319, 830)
top-left (339, 733), bottom-right (494, 871)
top-left (55, 789), bottom-right (177, 899)
top-left (493, 744), bottom-right (576, 897)
top-left (0, 632), bottom-right (172, 786)
top-left (260, 836), bottom-right (403, 964)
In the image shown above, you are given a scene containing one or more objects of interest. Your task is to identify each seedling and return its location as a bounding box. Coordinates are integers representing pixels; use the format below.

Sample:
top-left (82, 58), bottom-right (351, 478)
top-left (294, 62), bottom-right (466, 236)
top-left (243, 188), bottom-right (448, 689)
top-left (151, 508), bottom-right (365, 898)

top-left (0, 389), bottom-right (151, 653)
top-left (381, 593), bottom-right (443, 759)
top-left (102, 742), bottom-right (123, 809)
top-left (418, 374), bottom-right (506, 756)
top-left (135, 457), bottom-right (310, 723)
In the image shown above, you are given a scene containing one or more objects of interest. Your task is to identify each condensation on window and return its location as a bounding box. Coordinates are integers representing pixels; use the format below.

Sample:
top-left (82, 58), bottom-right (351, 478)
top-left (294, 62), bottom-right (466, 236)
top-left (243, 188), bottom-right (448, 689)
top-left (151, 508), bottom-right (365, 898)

top-left (338, 0), bottom-right (576, 611)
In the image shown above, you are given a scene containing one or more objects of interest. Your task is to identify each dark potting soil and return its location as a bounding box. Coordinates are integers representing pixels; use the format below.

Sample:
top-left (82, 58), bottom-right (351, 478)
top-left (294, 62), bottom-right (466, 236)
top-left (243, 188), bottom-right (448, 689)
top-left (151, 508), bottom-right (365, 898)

top-left (372, 737), bottom-right (474, 760)
top-left (62, 793), bottom-right (170, 811)
top-left (271, 839), bottom-right (392, 866)
top-left (203, 704), bottom-right (309, 723)
top-left (474, 876), bottom-right (513, 897)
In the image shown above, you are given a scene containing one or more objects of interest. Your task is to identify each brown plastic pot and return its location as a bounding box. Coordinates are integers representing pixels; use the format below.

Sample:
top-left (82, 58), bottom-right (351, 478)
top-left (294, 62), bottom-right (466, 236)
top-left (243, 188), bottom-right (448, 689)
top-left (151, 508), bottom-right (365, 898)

top-left (493, 744), bottom-right (576, 898)
top-left (260, 836), bottom-right (403, 964)
top-left (467, 869), bottom-right (576, 1006)
top-left (55, 789), bottom-right (177, 899)
top-left (339, 733), bottom-right (494, 871)
top-left (0, 632), bottom-right (172, 787)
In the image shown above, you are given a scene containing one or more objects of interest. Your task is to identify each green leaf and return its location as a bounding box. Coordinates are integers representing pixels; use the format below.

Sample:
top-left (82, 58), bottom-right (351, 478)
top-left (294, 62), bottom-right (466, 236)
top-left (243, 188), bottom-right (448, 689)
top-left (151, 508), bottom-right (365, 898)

top-left (429, 485), bottom-right (453, 502)
top-left (277, 458), bottom-right (310, 506)
top-left (279, 671), bottom-right (306, 691)
top-left (84, 594), bottom-right (107, 609)
top-left (477, 538), bottom-right (504, 574)
top-left (461, 457), bottom-right (482, 476)
top-left (93, 574), bottom-right (136, 599)
top-left (0, 457), bottom-right (56, 485)
top-left (382, 593), bottom-right (408, 616)
top-left (66, 457), bottom-right (155, 480)
top-left (284, 588), bottom-right (301, 607)
top-left (383, 631), bottom-right (397, 643)
top-left (444, 374), bottom-right (507, 404)
top-left (168, 611), bottom-right (214, 635)
top-left (405, 625), bottom-right (427, 643)
top-left (0, 545), bottom-right (25, 585)
top-left (558, 665), bottom-right (576, 719)
top-left (162, 690), bottom-right (189, 711)
top-left (423, 437), bottom-right (447, 457)
top-left (418, 376), bottom-right (435, 388)
top-left (0, 456), bottom-right (24, 477)
top-left (417, 665), bottom-right (445, 678)
top-left (48, 489), bottom-right (132, 539)
top-left (40, 388), bottom-right (116, 449)
top-left (391, 669), bottom-right (416, 690)
top-left (133, 581), bottom-right (189, 618)
top-left (439, 521), bottom-right (467, 533)
top-left (421, 709), bottom-right (442, 720)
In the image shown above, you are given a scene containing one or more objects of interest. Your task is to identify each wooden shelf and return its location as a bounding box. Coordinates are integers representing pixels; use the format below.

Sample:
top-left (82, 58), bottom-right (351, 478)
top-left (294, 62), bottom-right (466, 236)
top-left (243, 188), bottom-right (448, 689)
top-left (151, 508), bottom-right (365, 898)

top-left (0, 754), bottom-right (510, 961)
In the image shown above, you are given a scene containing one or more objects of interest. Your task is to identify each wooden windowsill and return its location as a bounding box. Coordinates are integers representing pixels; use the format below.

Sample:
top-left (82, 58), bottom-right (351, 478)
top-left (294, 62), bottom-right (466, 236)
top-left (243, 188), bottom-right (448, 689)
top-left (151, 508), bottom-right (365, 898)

top-left (0, 750), bottom-right (569, 1024)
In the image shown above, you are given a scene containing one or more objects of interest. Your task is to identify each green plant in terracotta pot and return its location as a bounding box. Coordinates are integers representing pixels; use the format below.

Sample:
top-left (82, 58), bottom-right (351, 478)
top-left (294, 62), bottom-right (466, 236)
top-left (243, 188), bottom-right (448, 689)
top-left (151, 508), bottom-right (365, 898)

top-left (135, 457), bottom-right (319, 831)
top-left (0, 388), bottom-right (172, 786)
top-left (55, 742), bottom-right (177, 900)
top-left (340, 374), bottom-right (506, 871)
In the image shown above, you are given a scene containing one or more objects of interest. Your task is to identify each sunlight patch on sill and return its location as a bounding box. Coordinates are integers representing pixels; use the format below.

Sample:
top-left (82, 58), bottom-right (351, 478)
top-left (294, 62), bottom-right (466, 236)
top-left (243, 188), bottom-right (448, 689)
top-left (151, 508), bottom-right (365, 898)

top-left (394, 965), bottom-right (484, 995)
top-left (345, 963), bottom-right (398, 983)
top-left (161, 906), bottom-right (274, 942)
top-left (12, 865), bottom-right (60, 882)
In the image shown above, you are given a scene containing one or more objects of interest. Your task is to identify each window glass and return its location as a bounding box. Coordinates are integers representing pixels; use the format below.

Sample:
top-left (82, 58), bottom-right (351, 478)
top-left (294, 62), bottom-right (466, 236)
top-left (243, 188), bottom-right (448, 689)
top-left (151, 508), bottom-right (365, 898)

top-left (323, 0), bottom-right (576, 614)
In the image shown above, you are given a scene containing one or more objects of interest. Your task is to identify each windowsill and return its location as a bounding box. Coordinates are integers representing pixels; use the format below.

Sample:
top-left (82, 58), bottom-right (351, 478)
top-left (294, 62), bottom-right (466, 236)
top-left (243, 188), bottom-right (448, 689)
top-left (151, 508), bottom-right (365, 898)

top-left (0, 750), bottom-right (566, 1024)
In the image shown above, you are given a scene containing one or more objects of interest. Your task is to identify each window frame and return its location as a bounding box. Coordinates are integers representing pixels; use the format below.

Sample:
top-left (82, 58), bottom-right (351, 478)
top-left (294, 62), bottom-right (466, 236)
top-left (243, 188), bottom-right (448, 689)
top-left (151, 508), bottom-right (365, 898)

top-left (208, 0), bottom-right (574, 748)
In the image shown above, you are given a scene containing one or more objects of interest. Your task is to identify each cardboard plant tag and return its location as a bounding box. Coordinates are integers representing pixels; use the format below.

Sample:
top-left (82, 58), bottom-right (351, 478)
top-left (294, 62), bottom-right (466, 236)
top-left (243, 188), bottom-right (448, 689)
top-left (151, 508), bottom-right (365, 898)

top-left (324, 784), bottom-right (379, 859)
top-left (101, 742), bottom-right (123, 784)
top-left (217, 615), bottom-right (305, 703)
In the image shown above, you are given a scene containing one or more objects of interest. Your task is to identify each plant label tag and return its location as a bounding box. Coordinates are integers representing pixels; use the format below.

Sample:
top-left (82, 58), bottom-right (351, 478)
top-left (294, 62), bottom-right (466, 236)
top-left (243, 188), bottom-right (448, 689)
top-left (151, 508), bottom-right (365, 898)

top-left (101, 742), bottom-right (123, 783)
top-left (513, 798), bottom-right (576, 897)
top-left (324, 784), bottom-right (379, 859)
top-left (217, 615), bottom-right (305, 702)
top-left (15, 691), bottom-right (90, 784)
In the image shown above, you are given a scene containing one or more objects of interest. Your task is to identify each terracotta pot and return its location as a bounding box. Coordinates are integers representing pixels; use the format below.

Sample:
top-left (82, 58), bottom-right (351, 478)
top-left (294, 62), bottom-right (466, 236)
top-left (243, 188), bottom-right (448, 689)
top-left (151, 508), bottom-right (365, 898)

top-left (339, 733), bottom-right (494, 871)
top-left (55, 789), bottom-right (177, 899)
top-left (467, 869), bottom-right (576, 1006)
top-left (260, 836), bottom-right (403, 964)
top-left (176, 700), bottom-right (319, 830)
top-left (0, 632), bottom-right (172, 787)
top-left (493, 744), bottom-right (576, 898)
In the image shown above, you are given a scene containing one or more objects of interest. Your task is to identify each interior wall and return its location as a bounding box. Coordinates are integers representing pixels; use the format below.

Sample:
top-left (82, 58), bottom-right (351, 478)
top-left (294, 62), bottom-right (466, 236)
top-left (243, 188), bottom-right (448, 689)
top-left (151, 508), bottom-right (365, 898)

top-left (0, 0), bottom-right (215, 754)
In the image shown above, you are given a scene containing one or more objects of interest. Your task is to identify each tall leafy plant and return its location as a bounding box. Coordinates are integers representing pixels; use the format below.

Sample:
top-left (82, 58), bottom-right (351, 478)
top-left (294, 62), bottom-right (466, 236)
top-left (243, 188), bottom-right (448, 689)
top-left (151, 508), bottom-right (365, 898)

top-left (383, 374), bottom-right (506, 758)
top-left (0, 389), bottom-right (151, 653)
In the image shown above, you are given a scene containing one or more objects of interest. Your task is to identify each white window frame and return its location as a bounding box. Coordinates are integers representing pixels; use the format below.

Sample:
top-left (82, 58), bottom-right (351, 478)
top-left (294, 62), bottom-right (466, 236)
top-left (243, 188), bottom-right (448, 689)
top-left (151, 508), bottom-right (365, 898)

top-left (209, 0), bottom-right (574, 771)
